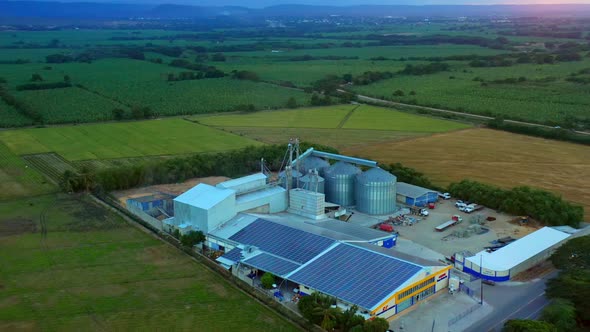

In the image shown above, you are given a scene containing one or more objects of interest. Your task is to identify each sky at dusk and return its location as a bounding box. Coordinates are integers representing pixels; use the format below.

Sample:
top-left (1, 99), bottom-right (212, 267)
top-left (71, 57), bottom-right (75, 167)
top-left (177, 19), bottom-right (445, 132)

top-left (8, 0), bottom-right (590, 4)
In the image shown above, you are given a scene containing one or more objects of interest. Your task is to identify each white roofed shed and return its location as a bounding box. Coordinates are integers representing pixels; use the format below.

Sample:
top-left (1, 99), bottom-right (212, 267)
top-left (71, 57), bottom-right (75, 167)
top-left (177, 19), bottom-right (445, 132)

top-left (462, 227), bottom-right (570, 281)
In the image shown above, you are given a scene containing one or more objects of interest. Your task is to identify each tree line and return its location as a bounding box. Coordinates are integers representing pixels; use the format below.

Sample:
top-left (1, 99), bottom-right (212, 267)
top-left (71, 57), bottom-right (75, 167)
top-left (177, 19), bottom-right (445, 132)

top-left (298, 293), bottom-right (389, 332)
top-left (487, 118), bottom-right (590, 145)
top-left (504, 235), bottom-right (590, 331)
top-left (60, 143), bottom-right (338, 193)
top-left (448, 180), bottom-right (582, 228)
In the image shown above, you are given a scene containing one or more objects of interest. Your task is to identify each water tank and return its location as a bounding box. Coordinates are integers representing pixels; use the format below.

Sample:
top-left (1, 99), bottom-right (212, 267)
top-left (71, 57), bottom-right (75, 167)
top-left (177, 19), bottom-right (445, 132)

top-left (299, 156), bottom-right (330, 176)
top-left (324, 162), bottom-right (361, 206)
top-left (299, 172), bottom-right (325, 194)
top-left (279, 169), bottom-right (303, 189)
top-left (355, 167), bottom-right (397, 215)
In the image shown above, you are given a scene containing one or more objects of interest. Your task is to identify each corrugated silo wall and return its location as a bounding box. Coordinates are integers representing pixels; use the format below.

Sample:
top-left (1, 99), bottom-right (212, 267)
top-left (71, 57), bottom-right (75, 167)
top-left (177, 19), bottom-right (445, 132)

top-left (356, 180), bottom-right (397, 215)
top-left (325, 174), bottom-right (356, 206)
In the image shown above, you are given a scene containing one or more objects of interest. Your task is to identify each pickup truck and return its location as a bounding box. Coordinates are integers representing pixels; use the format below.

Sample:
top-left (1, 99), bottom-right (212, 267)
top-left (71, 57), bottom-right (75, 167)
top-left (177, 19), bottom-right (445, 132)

top-left (464, 204), bottom-right (484, 213)
top-left (439, 192), bottom-right (451, 200)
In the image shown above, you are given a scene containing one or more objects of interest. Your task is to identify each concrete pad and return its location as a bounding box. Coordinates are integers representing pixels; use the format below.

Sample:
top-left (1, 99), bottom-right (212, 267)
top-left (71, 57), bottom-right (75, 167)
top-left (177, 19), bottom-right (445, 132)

top-left (389, 291), bottom-right (492, 332)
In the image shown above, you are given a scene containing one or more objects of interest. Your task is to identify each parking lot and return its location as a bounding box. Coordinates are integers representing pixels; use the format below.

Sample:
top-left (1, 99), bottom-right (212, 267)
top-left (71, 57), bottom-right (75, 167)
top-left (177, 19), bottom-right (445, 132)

top-left (391, 199), bottom-right (538, 257)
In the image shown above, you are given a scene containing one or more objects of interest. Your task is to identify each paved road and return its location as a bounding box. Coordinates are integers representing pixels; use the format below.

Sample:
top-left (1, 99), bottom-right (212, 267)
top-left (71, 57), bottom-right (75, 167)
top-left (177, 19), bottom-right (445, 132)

top-left (347, 92), bottom-right (590, 136)
top-left (464, 270), bottom-right (558, 332)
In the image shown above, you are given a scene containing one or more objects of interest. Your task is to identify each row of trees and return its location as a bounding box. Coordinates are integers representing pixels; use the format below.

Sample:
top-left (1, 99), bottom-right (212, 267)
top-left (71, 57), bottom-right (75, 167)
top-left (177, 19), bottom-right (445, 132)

top-left (487, 118), bottom-right (590, 144)
top-left (504, 236), bottom-right (589, 331)
top-left (0, 84), bottom-right (43, 124)
top-left (298, 293), bottom-right (389, 332)
top-left (60, 143), bottom-right (338, 193)
top-left (111, 106), bottom-right (153, 120)
top-left (448, 180), bottom-right (582, 227)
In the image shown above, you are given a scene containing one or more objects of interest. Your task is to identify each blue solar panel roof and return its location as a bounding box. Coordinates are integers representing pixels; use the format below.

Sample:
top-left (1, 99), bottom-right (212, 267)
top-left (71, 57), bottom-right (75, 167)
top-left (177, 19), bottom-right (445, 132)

top-left (229, 218), bottom-right (335, 264)
top-left (288, 243), bottom-right (423, 310)
top-left (243, 253), bottom-right (301, 277)
top-left (220, 248), bottom-right (243, 263)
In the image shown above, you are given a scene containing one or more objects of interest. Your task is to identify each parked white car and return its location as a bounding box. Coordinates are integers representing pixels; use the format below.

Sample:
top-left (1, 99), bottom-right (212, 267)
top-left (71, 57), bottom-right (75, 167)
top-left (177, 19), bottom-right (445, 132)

top-left (439, 192), bottom-right (451, 200)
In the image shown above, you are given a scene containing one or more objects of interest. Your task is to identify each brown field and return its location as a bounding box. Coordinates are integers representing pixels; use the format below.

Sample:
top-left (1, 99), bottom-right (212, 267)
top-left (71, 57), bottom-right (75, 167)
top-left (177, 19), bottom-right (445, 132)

top-left (222, 127), bottom-right (427, 150)
top-left (342, 128), bottom-right (590, 220)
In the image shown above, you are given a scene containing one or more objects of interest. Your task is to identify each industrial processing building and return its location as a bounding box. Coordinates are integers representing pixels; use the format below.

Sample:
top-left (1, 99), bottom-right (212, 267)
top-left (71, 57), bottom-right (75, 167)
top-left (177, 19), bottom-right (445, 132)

top-left (396, 182), bottom-right (439, 207)
top-left (454, 227), bottom-right (570, 281)
top-left (162, 144), bottom-right (451, 319)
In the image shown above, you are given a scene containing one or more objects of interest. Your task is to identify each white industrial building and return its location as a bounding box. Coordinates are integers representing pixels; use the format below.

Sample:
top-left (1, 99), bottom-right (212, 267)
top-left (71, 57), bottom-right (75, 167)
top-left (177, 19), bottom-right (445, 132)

top-left (455, 227), bottom-right (570, 281)
top-left (162, 146), bottom-right (452, 319)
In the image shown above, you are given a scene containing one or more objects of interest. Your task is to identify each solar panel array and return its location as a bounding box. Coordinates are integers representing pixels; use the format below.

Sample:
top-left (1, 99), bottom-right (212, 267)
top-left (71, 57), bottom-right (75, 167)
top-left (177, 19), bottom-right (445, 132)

top-left (229, 218), bottom-right (335, 264)
top-left (220, 247), bottom-right (243, 262)
top-left (244, 253), bottom-right (301, 276)
top-left (288, 243), bottom-right (423, 310)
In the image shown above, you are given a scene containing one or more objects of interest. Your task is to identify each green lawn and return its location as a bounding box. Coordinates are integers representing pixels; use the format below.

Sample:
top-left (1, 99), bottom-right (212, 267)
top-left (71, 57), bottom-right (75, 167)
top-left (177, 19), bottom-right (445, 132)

top-left (343, 105), bottom-right (471, 132)
top-left (197, 105), bottom-right (355, 128)
top-left (0, 194), bottom-right (299, 332)
top-left (0, 142), bottom-right (55, 200)
top-left (0, 118), bottom-right (262, 161)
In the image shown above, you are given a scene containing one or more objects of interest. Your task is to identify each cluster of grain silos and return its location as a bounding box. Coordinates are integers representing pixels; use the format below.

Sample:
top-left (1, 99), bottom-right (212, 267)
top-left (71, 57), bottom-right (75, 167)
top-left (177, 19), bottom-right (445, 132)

top-left (278, 169), bottom-right (303, 189)
top-left (324, 161), bottom-right (362, 207)
top-left (355, 167), bottom-right (397, 215)
top-left (280, 154), bottom-right (397, 215)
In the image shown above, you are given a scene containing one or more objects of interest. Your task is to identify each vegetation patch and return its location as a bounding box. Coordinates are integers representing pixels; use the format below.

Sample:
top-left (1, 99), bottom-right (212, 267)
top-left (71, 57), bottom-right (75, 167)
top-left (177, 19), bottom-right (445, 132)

top-left (0, 194), bottom-right (298, 331)
top-left (0, 118), bottom-right (262, 161)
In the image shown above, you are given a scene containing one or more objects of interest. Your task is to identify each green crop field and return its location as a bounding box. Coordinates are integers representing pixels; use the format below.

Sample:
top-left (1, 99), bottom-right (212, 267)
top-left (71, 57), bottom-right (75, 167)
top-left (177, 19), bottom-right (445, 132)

top-left (0, 100), bottom-right (33, 127)
top-left (231, 44), bottom-right (505, 59)
top-left (0, 118), bottom-right (262, 161)
top-left (197, 105), bottom-right (355, 128)
top-left (0, 142), bottom-right (55, 200)
top-left (15, 87), bottom-right (128, 124)
top-left (351, 59), bottom-right (590, 125)
top-left (200, 104), bottom-right (470, 132)
top-left (343, 105), bottom-right (471, 132)
top-left (0, 194), bottom-right (298, 331)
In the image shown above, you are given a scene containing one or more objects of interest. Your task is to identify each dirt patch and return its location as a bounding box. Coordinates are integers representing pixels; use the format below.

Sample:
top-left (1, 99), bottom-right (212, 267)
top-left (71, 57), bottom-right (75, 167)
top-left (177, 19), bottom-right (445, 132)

top-left (511, 260), bottom-right (556, 281)
top-left (69, 284), bottom-right (128, 297)
top-left (0, 321), bottom-right (37, 332)
top-left (0, 295), bottom-right (20, 309)
top-left (209, 283), bottom-right (228, 297)
top-left (137, 246), bottom-right (177, 267)
top-left (113, 176), bottom-right (230, 206)
top-left (0, 218), bottom-right (37, 237)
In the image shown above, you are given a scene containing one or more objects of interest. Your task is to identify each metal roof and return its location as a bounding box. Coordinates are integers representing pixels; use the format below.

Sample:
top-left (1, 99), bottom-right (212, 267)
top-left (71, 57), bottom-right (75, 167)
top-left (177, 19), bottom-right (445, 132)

top-left (219, 247), bottom-right (243, 263)
top-left (243, 252), bottom-right (301, 277)
top-left (466, 227), bottom-right (570, 271)
top-left (235, 185), bottom-right (286, 204)
top-left (356, 167), bottom-right (397, 184)
top-left (229, 218), bottom-right (336, 264)
top-left (174, 184), bottom-right (234, 209)
top-left (217, 173), bottom-right (266, 191)
top-left (396, 182), bottom-right (437, 199)
top-left (324, 161), bottom-right (362, 177)
top-left (287, 243), bottom-right (423, 310)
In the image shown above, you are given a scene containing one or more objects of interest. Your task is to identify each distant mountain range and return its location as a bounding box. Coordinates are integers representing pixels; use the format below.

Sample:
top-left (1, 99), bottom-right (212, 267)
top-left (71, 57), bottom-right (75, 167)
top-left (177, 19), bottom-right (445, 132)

top-left (1, 1), bottom-right (590, 20)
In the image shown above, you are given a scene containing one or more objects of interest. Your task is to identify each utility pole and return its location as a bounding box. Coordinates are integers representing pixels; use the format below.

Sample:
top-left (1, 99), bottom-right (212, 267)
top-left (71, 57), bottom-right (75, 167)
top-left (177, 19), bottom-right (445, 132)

top-left (480, 254), bottom-right (484, 305)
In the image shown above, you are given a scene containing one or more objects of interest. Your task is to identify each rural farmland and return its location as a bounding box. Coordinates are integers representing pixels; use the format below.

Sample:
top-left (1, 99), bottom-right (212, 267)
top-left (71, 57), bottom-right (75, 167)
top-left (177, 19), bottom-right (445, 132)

top-left (0, 195), bottom-right (298, 331)
top-left (342, 128), bottom-right (590, 219)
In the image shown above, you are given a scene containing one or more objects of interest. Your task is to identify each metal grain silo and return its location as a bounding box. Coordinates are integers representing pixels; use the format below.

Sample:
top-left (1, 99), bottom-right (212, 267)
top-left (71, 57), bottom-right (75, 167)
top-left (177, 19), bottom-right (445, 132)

top-left (299, 172), bottom-right (325, 194)
top-left (355, 167), bottom-right (397, 215)
top-left (300, 156), bottom-right (330, 176)
top-left (324, 162), bottom-right (361, 206)
top-left (279, 169), bottom-right (303, 189)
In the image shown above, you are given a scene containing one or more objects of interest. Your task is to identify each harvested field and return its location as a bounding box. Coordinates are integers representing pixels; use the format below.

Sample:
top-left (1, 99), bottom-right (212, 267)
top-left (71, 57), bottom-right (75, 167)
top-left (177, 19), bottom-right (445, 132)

top-left (342, 128), bottom-right (590, 220)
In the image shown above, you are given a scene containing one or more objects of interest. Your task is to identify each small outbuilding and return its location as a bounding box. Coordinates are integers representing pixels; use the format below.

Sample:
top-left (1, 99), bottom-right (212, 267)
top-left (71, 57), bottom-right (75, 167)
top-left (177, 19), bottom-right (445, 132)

top-left (456, 227), bottom-right (570, 281)
top-left (396, 182), bottom-right (439, 207)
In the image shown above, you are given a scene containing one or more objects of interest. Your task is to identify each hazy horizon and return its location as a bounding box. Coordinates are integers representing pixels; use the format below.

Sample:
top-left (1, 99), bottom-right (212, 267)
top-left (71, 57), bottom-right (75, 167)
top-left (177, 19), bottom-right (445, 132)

top-left (5, 0), bottom-right (590, 6)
